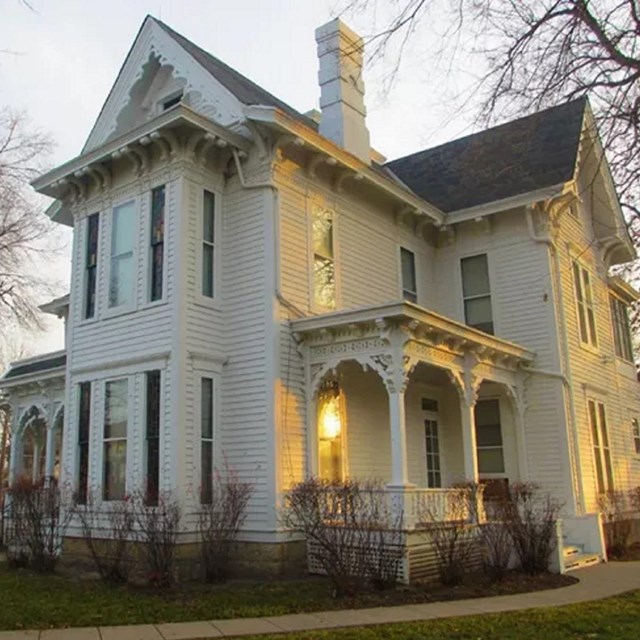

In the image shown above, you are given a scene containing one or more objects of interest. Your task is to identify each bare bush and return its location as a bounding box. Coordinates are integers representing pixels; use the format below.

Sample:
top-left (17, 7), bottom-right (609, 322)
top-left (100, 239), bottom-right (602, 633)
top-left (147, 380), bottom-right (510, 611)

top-left (598, 490), bottom-right (631, 558)
top-left (629, 486), bottom-right (640, 513)
top-left (198, 467), bottom-right (253, 583)
top-left (282, 478), bottom-right (405, 597)
top-left (478, 494), bottom-right (513, 583)
top-left (502, 483), bottom-right (561, 576)
top-left (73, 491), bottom-right (136, 584)
top-left (133, 490), bottom-right (181, 587)
top-left (419, 485), bottom-right (477, 586)
top-left (5, 476), bottom-right (72, 572)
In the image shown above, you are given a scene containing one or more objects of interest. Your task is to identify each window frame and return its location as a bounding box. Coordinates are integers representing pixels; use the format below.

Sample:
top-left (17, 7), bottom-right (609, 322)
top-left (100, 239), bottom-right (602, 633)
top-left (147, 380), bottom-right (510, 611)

top-left (399, 246), bottom-right (418, 304)
top-left (587, 398), bottom-right (614, 495)
top-left (76, 382), bottom-right (92, 505)
top-left (105, 198), bottom-right (139, 317)
top-left (610, 294), bottom-right (633, 362)
top-left (83, 213), bottom-right (100, 321)
top-left (572, 261), bottom-right (598, 350)
top-left (196, 189), bottom-right (221, 309)
top-left (199, 375), bottom-right (216, 504)
top-left (631, 415), bottom-right (640, 457)
top-left (474, 398), bottom-right (505, 477)
top-left (102, 377), bottom-right (130, 502)
top-left (148, 185), bottom-right (167, 305)
top-left (316, 380), bottom-right (347, 481)
top-left (144, 370), bottom-right (162, 506)
top-left (309, 204), bottom-right (339, 312)
top-left (460, 253), bottom-right (494, 335)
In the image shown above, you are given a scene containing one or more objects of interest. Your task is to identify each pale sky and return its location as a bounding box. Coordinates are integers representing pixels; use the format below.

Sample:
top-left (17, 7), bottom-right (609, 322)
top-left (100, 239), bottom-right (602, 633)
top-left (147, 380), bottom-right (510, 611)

top-left (0, 0), bottom-right (480, 359)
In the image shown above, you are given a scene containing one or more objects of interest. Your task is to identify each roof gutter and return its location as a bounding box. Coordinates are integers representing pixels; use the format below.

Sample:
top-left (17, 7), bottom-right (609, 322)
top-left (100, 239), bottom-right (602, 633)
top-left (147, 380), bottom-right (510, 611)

top-left (244, 105), bottom-right (445, 226)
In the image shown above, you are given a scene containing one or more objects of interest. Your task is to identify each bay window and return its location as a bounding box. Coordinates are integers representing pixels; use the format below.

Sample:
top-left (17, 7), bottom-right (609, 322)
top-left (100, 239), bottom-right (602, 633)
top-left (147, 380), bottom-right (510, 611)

top-left (103, 379), bottom-right (128, 501)
top-left (150, 186), bottom-right (165, 302)
top-left (109, 201), bottom-right (136, 308)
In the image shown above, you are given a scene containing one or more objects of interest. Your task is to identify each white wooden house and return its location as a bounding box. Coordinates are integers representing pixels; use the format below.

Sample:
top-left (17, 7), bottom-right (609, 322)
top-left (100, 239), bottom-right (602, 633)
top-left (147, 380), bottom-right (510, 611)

top-left (2, 15), bottom-right (640, 579)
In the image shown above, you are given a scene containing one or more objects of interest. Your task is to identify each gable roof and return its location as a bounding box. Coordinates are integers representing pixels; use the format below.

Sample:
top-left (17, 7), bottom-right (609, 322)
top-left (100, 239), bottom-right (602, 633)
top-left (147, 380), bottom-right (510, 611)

top-left (385, 98), bottom-right (587, 213)
top-left (154, 18), bottom-right (318, 131)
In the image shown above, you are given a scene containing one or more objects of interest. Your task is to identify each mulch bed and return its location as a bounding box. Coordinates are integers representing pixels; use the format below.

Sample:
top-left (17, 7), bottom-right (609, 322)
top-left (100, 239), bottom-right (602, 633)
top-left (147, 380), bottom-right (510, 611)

top-left (334, 571), bottom-right (577, 609)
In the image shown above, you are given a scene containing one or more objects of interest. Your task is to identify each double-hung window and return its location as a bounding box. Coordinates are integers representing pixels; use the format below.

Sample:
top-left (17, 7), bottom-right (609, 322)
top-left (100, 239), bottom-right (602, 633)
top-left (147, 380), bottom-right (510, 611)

top-left (461, 254), bottom-right (493, 334)
top-left (103, 379), bottom-right (128, 501)
top-left (76, 382), bottom-right (92, 504)
top-left (145, 371), bottom-right (161, 505)
top-left (150, 186), bottom-right (165, 302)
top-left (632, 417), bottom-right (640, 456)
top-left (84, 214), bottom-right (99, 319)
top-left (312, 206), bottom-right (336, 310)
top-left (475, 399), bottom-right (505, 475)
top-left (573, 262), bottom-right (597, 347)
top-left (400, 248), bottom-right (417, 303)
top-left (610, 295), bottom-right (633, 361)
top-left (202, 191), bottom-right (216, 298)
top-left (109, 201), bottom-right (136, 309)
top-left (200, 377), bottom-right (214, 504)
top-left (588, 399), bottom-right (614, 494)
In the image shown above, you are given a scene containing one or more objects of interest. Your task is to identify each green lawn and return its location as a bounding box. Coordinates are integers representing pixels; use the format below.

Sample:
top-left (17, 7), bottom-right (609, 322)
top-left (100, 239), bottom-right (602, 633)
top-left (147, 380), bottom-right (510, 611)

top-left (244, 590), bottom-right (640, 640)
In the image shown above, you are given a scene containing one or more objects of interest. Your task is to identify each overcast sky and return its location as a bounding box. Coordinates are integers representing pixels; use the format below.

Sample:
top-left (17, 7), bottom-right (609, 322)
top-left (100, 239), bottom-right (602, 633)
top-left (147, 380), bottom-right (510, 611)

top-left (1, 0), bottom-right (478, 358)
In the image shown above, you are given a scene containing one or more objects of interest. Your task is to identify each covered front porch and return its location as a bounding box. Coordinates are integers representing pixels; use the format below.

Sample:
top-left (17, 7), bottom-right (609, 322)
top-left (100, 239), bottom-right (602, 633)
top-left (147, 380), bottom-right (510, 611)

top-left (292, 302), bottom-right (535, 530)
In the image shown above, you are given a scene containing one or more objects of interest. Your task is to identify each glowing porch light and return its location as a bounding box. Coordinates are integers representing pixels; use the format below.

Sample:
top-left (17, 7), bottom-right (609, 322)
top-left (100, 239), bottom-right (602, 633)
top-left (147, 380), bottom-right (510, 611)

top-left (319, 396), bottom-right (341, 440)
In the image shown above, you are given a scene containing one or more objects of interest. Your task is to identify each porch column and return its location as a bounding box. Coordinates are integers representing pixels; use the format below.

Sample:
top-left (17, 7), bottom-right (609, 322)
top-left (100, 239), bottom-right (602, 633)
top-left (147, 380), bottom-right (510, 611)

top-left (388, 388), bottom-right (410, 486)
top-left (44, 423), bottom-right (56, 482)
top-left (460, 398), bottom-right (479, 482)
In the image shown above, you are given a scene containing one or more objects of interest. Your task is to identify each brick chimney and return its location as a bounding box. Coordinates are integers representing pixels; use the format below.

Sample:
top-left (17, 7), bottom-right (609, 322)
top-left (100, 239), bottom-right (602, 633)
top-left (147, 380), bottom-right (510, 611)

top-left (315, 18), bottom-right (370, 164)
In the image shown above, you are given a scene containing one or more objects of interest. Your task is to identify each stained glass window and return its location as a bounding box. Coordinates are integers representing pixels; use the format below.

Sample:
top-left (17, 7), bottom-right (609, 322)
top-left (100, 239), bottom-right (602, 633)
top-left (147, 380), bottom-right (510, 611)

top-left (150, 186), bottom-right (165, 302)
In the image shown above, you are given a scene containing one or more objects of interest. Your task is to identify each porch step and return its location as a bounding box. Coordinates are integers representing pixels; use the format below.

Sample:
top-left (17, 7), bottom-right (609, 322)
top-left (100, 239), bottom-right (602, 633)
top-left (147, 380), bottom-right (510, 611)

top-left (564, 552), bottom-right (602, 572)
top-left (563, 544), bottom-right (582, 558)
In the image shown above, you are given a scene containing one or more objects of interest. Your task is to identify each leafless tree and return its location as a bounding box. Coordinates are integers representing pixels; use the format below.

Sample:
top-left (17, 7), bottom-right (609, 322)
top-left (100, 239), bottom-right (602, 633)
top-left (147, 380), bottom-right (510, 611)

top-left (0, 107), bottom-right (56, 330)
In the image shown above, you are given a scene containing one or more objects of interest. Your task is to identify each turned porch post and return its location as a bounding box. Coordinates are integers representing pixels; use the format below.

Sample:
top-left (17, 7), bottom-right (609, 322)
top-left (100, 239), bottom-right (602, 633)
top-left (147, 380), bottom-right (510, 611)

top-left (387, 387), bottom-right (410, 487)
top-left (449, 368), bottom-right (480, 483)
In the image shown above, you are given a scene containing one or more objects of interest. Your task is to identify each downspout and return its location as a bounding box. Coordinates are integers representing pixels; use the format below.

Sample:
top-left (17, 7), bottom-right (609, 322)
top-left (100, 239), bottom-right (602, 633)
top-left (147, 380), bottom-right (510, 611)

top-left (526, 206), bottom-right (585, 515)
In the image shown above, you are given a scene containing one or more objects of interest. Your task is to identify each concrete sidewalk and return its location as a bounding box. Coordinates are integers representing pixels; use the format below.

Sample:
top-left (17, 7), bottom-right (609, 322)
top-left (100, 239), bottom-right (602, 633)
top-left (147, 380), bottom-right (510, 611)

top-left (3, 561), bottom-right (640, 640)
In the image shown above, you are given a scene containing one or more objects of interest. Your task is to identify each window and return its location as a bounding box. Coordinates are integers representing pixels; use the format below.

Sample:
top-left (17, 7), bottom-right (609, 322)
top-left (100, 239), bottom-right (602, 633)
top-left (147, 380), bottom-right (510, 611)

top-left (610, 296), bottom-right (633, 361)
top-left (103, 379), bottom-right (128, 501)
top-left (588, 399), bottom-right (614, 494)
top-left (632, 418), bottom-right (640, 456)
top-left (400, 248), bottom-right (417, 303)
top-left (317, 380), bottom-right (343, 480)
top-left (150, 186), bottom-right (165, 302)
top-left (573, 262), bottom-right (597, 347)
top-left (84, 213), bottom-right (99, 319)
top-left (461, 254), bottom-right (493, 334)
top-left (109, 201), bottom-right (136, 308)
top-left (162, 92), bottom-right (183, 111)
top-left (200, 377), bottom-right (214, 504)
top-left (425, 419), bottom-right (441, 488)
top-left (77, 382), bottom-right (91, 504)
top-left (145, 371), bottom-right (161, 505)
top-left (312, 207), bottom-right (336, 310)
top-left (202, 191), bottom-right (216, 298)
top-left (475, 399), bottom-right (504, 475)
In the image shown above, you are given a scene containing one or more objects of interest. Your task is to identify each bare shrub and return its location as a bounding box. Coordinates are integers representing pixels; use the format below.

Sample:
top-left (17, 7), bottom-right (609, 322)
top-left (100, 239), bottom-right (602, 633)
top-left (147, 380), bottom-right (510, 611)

top-left (5, 476), bottom-right (72, 572)
top-left (197, 467), bottom-right (253, 583)
top-left (133, 490), bottom-right (181, 587)
top-left (419, 485), bottom-right (477, 587)
top-left (478, 494), bottom-right (513, 582)
top-left (598, 490), bottom-right (631, 558)
top-left (282, 478), bottom-right (405, 597)
top-left (73, 491), bottom-right (136, 584)
top-left (628, 486), bottom-right (640, 513)
top-left (502, 482), bottom-right (561, 575)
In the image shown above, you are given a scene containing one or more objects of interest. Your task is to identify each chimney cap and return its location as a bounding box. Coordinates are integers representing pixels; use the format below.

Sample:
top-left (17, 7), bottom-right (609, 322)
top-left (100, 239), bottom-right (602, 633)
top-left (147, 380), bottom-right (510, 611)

top-left (315, 17), bottom-right (363, 47)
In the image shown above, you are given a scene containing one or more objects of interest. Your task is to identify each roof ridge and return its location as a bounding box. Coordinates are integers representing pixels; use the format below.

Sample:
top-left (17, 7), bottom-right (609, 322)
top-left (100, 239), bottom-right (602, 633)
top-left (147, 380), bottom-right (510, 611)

top-left (386, 97), bottom-right (588, 166)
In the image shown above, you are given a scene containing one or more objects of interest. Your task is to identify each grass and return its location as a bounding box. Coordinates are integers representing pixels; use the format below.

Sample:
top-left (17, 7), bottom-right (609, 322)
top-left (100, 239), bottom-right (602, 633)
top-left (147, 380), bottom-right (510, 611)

top-left (242, 589), bottom-right (640, 639)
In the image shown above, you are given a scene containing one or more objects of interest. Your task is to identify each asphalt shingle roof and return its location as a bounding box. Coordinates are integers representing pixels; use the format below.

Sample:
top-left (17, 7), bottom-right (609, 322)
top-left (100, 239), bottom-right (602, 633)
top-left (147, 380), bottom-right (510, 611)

top-left (385, 98), bottom-right (587, 213)
top-left (3, 354), bottom-right (66, 381)
top-left (155, 19), bottom-right (318, 131)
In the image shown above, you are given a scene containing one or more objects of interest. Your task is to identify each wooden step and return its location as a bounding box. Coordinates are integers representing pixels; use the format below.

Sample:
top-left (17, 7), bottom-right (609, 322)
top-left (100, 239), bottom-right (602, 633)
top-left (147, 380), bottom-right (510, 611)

top-left (564, 553), bottom-right (601, 571)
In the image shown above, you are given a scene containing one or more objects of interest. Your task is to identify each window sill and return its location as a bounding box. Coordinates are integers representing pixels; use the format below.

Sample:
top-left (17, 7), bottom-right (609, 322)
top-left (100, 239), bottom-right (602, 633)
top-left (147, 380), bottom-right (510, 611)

top-left (141, 298), bottom-right (169, 312)
top-left (194, 296), bottom-right (222, 312)
top-left (579, 341), bottom-right (600, 356)
top-left (101, 305), bottom-right (138, 321)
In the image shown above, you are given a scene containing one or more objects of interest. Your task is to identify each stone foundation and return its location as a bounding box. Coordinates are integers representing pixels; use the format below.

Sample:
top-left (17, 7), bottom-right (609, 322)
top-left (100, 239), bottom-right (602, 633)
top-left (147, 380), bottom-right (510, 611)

top-left (60, 537), bottom-right (307, 582)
